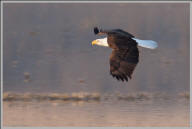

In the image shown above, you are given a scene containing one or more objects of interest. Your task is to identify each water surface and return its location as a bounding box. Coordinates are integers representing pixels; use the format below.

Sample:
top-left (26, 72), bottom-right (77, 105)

top-left (3, 93), bottom-right (189, 126)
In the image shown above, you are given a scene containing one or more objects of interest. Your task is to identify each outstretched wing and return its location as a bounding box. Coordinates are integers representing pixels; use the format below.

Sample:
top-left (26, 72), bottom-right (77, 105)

top-left (94, 27), bottom-right (134, 38)
top-left (110, 47), bottom-right (139, 82)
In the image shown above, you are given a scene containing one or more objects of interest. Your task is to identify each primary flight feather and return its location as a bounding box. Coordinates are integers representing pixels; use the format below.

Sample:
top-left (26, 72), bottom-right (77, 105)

top-left (92, 27), bottom-right (158, 82)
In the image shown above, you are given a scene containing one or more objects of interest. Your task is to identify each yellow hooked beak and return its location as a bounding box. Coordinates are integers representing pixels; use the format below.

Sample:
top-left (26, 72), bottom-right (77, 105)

top-left (92, 40), bottom-right (98, 45)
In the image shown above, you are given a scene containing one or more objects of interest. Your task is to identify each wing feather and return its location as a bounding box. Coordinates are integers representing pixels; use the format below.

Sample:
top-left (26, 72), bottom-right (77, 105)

top-left (110, 48), bottom-right (139, 82)
top-left (94, 27), bottom-right (134, 38)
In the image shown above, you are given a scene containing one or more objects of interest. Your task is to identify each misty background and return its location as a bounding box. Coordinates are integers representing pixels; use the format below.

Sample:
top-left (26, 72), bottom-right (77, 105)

top-left (3, 3), bottom-right (190, 94)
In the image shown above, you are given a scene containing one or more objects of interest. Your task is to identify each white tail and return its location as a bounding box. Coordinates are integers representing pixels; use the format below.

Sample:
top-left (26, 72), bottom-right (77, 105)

top-left (132, 38), bottom-right (158, 49)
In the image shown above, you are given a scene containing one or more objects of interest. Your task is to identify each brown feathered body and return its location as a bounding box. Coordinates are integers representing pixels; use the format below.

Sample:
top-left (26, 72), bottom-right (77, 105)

top-left (94, 27), bottom-right (139, 82)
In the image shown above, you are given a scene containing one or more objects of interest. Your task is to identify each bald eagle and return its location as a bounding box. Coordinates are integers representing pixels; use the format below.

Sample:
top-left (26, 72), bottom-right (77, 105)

top-left (92, 27), bottom-right (158, 82)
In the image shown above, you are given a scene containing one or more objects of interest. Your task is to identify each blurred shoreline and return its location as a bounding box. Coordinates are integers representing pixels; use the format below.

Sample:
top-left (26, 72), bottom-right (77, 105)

top-left (3, 91), bottom-right (189, 102)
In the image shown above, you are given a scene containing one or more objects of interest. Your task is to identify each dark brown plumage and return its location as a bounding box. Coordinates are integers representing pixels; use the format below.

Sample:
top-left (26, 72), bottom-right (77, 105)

top-left (94, 27), bottom-right (139, 82)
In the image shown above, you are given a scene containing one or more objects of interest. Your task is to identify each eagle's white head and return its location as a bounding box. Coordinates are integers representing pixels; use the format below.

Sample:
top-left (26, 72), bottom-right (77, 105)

top-left (92, 37), bottom-right (109, 47)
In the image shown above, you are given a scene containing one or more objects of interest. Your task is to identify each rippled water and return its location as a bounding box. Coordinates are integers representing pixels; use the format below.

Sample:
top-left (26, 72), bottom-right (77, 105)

top-left (3, 93), bottom-right (189, 127)
top-left (4, 3), bottom-right (190, 93)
